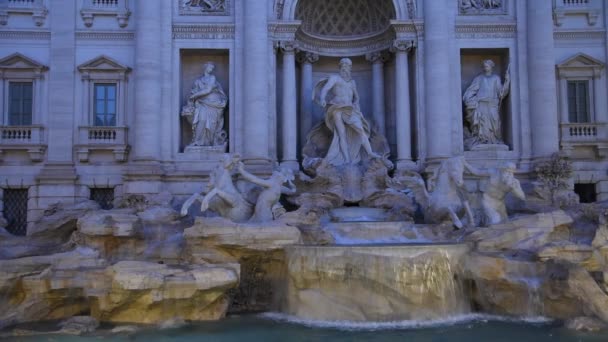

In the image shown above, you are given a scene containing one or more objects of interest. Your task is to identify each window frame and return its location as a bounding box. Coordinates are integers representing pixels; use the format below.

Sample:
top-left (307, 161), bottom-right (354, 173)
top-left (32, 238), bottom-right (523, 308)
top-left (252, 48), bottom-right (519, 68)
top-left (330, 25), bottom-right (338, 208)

top-left (93, 82), bottom-right (118, 127)
top-left (0, 53), bottom-right (47, 127)
top-left (77, 55), bottom-right (130, 128)
top-left (567, 79), bottom-right (591, 123)
top-left (7, 81), bottom-right (34, 126)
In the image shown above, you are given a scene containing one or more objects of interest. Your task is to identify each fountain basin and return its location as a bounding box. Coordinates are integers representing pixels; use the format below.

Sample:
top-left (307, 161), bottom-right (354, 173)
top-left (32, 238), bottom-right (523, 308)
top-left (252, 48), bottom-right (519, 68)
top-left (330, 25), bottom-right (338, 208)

top-left (282, 243), bottom-right (471, 322)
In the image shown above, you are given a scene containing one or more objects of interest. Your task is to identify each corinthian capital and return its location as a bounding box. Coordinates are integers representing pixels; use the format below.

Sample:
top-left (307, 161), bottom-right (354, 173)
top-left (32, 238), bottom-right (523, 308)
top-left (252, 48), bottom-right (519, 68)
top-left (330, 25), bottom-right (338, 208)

top-left (391, 40), bottom-right (415, 53)
top-left (297, 52), bottom-right (319, 64)
top-left (365, 51), bottom-right (389, 64)
top-left (278, 40), bottom-right (298, 54)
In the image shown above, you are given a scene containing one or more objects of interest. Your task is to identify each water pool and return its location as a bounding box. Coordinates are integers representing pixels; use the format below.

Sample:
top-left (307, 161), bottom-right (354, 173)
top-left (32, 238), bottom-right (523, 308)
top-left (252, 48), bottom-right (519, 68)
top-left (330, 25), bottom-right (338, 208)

top-left (5, 314), bottom-right (606, 342)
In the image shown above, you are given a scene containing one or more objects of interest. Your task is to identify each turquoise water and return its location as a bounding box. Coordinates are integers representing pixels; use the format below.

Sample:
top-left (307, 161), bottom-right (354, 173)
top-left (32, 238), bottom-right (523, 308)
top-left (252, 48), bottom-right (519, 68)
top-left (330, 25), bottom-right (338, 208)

top-left (4, 314), bottom-right (607, 341)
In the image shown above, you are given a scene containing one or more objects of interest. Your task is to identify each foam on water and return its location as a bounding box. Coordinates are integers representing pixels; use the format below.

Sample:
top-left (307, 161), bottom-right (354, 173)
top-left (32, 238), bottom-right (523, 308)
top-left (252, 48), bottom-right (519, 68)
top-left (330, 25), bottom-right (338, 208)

top-left (260, 312), bottom-right (552, 331)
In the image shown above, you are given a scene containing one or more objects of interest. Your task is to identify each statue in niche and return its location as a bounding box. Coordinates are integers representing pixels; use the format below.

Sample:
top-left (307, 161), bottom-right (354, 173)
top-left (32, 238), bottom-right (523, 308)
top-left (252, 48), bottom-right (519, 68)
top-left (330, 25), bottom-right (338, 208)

top-left (475, 162), bottom-right (525, 225)
top-left (183, 0), bottom-right (225, 12)
top-left (463, 59), bottom-right (510, 150)
top-left (180, 153), bottom-right (296, 223)
top-left (311, 58), bottom-right (382, 166)
top-left (181, 62), bottom-right (228, 147)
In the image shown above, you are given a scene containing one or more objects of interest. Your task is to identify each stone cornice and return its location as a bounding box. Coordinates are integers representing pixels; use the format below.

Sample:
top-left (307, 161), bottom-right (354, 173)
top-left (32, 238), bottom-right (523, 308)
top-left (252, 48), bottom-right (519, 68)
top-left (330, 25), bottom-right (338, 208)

top-left (268, 20), bottom-right (301, 40)
top-left (0, 30), bottom-right (50, 40)
top-left (455, 23), bottom-right (516, 39)
top-left (76, 31), bottom-right (134, 41)
top-left (295, 28), bottom-right (396, 57)
top-left (554, 29), bottom-right (605, 41)
top-left (390, 20), bottom-right (424, 38)
top-left (172, 24), bottom-right (235, 39)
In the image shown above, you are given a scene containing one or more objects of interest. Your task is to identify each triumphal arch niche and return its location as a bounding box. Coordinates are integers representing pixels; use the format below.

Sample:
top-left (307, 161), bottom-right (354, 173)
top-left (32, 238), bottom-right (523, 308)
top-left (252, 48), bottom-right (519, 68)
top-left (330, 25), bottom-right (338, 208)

top-left (274, 0), bottom-right (418, 172)
top-left (271, 0), bottom-right (418, 207)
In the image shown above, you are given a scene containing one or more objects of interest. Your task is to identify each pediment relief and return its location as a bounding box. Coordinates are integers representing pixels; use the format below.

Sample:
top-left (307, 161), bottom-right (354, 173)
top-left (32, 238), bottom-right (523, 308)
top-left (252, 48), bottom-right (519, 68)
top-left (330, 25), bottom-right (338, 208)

top-left (78, 55), bottom-right (131, 73)
top-left (557, 53), bottom-right (604, 78)
top-left (0, 53), bottom-right (47, 72)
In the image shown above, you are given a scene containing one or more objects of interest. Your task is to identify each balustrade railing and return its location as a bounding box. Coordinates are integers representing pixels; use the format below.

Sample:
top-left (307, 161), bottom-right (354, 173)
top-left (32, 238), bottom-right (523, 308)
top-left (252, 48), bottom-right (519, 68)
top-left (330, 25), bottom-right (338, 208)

top-left (562, 0), bottom-right (589, 6)
top-left (561, 122), bottom-right (607, 142)
top-left (0, 125), bottom-right (44, 144)
top-left (78, 126), bottom-right (127, 145)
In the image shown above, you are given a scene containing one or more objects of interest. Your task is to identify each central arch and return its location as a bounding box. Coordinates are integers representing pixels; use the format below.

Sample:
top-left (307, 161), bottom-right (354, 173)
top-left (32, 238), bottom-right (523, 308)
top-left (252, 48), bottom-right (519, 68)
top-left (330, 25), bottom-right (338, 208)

top-left (277, 0), bottom-right (407, 21)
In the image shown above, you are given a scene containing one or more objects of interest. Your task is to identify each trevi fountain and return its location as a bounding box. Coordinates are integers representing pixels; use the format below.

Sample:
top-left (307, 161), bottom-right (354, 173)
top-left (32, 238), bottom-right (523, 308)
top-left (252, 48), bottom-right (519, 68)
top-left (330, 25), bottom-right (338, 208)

top-left (0, 0), bottom-right (608, 340)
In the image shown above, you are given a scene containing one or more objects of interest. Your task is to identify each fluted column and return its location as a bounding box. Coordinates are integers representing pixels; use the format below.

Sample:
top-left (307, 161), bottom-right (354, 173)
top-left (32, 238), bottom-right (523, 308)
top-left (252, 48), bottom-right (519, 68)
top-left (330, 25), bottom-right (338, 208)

top-left (133, 0), bottom-right (161, 161)
top-left (298, 52), bottom-right (318, 145)
top-left (243, 0), bottom-right (270, 161)
top-left (527, 1), bottom-right (559, 158)
top-left (424, 0), bottom-right (452, 160)
top-left (280, 41), bottom-right (299, 170)
top-left (392, 40), bottom-right (415, 168)
top-left (366, 52), bottom-right (387, 135)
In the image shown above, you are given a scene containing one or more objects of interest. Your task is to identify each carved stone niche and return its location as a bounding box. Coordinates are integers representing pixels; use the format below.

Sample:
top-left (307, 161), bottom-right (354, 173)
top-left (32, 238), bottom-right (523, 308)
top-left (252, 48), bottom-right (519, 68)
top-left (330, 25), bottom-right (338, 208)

top-left (458, 0), bottom-right (506, 16)
top-left (460, 48), bottom-right (511, 152)
top-left (179, 49), bottom-right (230, 159)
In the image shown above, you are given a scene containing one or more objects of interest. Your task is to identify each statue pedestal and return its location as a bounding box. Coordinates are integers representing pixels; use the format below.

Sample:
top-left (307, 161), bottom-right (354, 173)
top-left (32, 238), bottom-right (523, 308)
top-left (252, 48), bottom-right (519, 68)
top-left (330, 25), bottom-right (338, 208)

top-left (181, 144), bottom-right (227, 160)
top-left (469, 144), bottom-right (509, 152)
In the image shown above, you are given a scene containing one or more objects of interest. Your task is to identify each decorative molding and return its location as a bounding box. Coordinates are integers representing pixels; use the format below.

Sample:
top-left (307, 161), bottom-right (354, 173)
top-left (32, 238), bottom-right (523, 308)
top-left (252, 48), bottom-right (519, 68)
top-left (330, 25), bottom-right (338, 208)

top-left (0, 52), bottom-right (48, 77)
top-left (0, 0), bottom-right (48, 27)
top-left (458, 0), bottom-right (507, 16)
top-left (294, 28), bottom-right (396, 57)
top-left (178, 0), bottom-right (230, 16)
top-left (390, 20), bottom-right (424, 38)
top-left (554, 29), bottom-right (605, 41)
top-left (556, 52), bottom-right (604, 79)
top-left (75, 31), bottom-right (134, 41)
top-left (268, 21), bottom-right (301, 41)
top-left (390, 39), bottom-right (415, 53)
top-left (80, 0), bottom-right (131, 28)
top-left (278, 40), bottom-right (298, 54)
top-left (455, 23), bottom-right (516, 39)
top-left (172, 24), bottom-right (235, 39)
top-left (296, 52), bottom-right (319, 64)
top-left (553, 3), bottom-right (600, 27)
top-left (0, 30), bottom-right (50, 40)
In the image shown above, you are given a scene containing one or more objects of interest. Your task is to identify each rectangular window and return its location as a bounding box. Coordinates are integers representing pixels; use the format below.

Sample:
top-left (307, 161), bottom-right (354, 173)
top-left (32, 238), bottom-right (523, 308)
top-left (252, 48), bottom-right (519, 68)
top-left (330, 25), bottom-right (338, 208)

top-left (567, 80), bottom-right (590, 123)
top-left (8, 82), bottom-right (33, 126)
top-left (3, 189), bottom-right (28, 236)
top-left (94, 83), bottom-right (117, 126)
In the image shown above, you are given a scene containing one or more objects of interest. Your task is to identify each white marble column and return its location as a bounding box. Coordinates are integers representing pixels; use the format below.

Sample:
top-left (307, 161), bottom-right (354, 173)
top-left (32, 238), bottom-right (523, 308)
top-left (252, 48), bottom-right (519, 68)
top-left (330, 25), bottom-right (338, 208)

top-left (133, 0), bottom-right (161, 161)
top-left (392, 40), bottom-right (414, 168)
top-left (366, 52), bottom-right (387, 136)
top-left (527, 1), bottom-right (559, 158)
top-left (423, 0), bottom-right (452, 160)
top-left (280, 41), bottom-right (299, 170)
top-left (243, 0), bottom-right (270, 161)
top-left (298, 52), bottom-right (318, 145)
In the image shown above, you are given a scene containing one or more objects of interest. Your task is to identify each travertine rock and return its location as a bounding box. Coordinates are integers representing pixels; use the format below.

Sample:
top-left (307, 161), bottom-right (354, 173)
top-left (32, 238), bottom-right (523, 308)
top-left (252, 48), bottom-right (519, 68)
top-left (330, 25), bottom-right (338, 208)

top-left (566, 316), bottom-right (607, 332)
top-left (467, 210), bottom-right (573, 252)
top-left (282, 244), bottom-right (470, 321)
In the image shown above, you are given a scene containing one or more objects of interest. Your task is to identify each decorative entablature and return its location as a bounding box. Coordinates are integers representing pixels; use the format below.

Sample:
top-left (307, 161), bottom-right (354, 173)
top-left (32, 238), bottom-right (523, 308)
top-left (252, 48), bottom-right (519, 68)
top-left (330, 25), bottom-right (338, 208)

top-left (554, 29), bottom-right (605, 45)
top-left (268, 20), bottom-right (301, 42)
top-left (172, 24), bottom-right (235, 40)
top-left (556, 52), bottom-right (604, 79)
top-left (294, 29), bottom-right (396, 57)
top-left (0, 30), bottom-right (49, 40)
top-left (75, 31), bottom-right (134, 41)
top-left (455, 23), bottom-right (516, 39)
top-left (80, 0), bottom-right (131, 28)
top-left (179, 0), bottom-right (230, 16)
top-left (0, 0), bottom-right (48, 27)
top-left (390, 20), bottom-right (423, 40)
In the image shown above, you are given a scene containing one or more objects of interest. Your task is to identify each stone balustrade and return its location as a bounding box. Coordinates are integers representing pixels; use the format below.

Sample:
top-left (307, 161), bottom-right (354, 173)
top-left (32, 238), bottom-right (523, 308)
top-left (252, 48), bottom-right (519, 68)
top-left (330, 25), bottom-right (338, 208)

top-left (560, 122), bottom-right (608, 157)
top-left (0, 0), bottom-right (46, 26)
top-left (76, 126), bottom-right (129, 162)
top-left (0, 125), bottom-right (46, 161)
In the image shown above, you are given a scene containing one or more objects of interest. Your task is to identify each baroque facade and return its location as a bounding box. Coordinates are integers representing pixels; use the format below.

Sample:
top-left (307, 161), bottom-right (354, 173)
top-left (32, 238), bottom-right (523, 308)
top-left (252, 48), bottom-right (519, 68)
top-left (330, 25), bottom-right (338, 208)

top-left (0, 0), bottom-right (607, 234)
